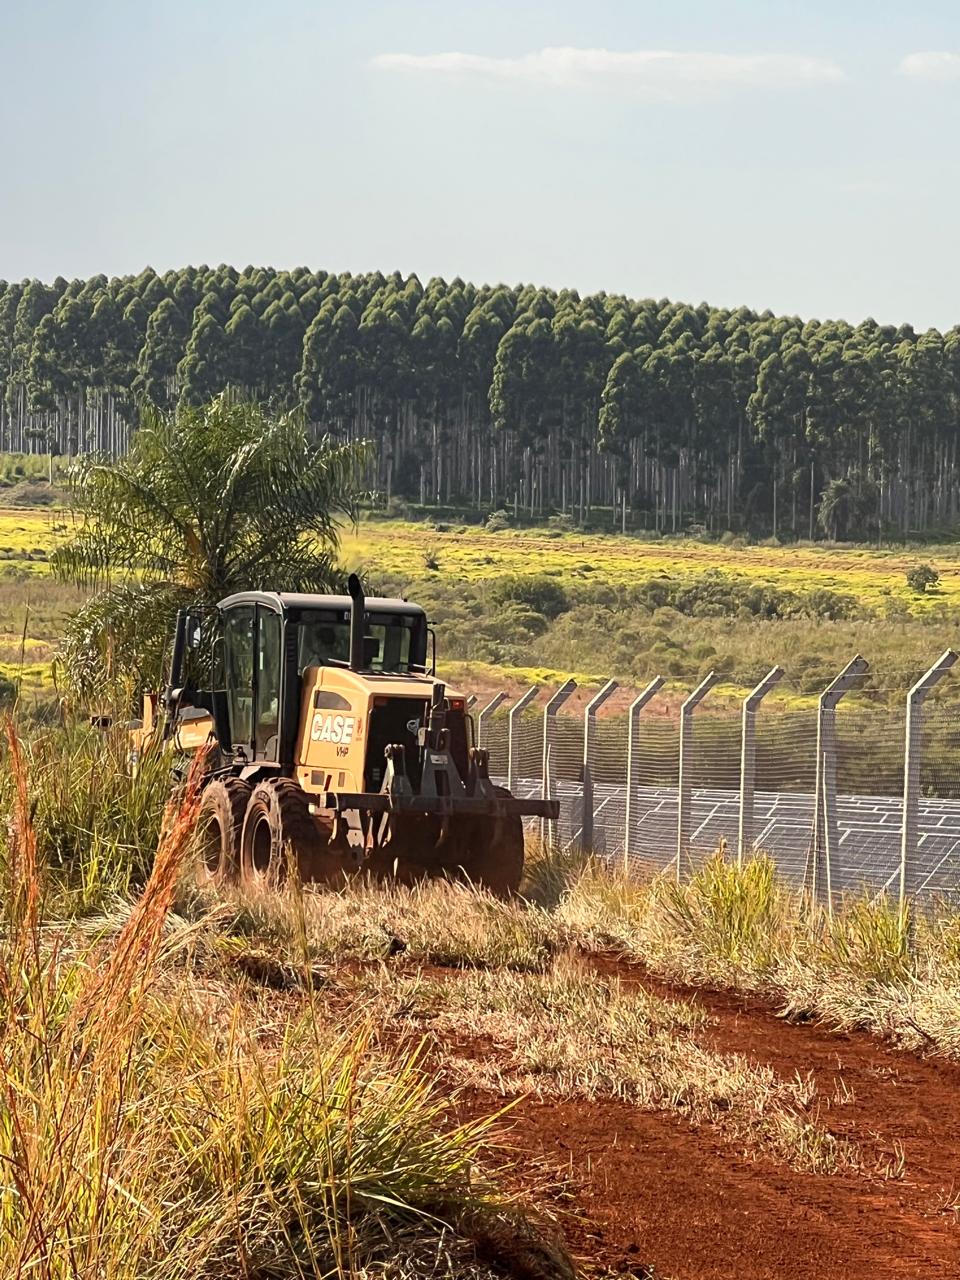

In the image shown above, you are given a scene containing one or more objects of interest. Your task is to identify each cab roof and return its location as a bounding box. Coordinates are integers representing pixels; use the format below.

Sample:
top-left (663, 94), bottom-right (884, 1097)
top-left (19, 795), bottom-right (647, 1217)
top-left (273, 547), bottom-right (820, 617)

top-left (217, 591), bottom-right (426, 617)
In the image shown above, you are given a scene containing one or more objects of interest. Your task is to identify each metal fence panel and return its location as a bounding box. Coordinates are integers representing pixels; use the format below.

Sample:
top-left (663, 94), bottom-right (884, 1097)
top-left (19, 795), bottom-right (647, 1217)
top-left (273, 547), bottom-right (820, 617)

top-left (477, 665), bottom-right (960, 905)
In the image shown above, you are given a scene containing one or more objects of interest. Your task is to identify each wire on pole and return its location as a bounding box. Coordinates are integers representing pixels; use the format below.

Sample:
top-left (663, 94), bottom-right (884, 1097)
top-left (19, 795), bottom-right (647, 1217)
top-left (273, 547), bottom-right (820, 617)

top-left (625, 676), bottom-right (665, 872)
top-left (738, 666), bottom-right (784, 865)
top-left (542, 680), bottom-right (577, 847)
top-left (900, 649), bottom-right (958, 920)
top-left (677, 671), bottom-right (719, 880)
top-left (582, 679), bottom-right (618, 853)
top-left (507, 686), bottom-right (539, 793)
top-left (812, 655), bottom-right (869, 915)
top-left (475, 690), bottom-right (507, 749)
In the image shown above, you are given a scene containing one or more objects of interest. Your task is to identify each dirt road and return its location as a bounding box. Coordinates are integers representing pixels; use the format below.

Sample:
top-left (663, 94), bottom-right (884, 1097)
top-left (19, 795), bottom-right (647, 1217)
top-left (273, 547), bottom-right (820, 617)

top-left (459, 961), bottom-right (960, 1279)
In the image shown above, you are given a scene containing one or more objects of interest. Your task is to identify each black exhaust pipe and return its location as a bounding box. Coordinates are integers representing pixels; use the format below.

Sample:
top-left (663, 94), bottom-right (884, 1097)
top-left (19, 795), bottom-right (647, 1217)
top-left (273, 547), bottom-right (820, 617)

top-left (170, 610), bottom-right (188, 687)
top-left (348, 573), bottom-right (365, 671)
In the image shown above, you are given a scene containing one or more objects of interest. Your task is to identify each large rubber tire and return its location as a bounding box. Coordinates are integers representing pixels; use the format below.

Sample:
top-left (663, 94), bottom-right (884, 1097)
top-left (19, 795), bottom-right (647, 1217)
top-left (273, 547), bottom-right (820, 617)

top-left (239, 779), bottom-right (343, 889)
top-left (194, 778), bottom-right (251, 887)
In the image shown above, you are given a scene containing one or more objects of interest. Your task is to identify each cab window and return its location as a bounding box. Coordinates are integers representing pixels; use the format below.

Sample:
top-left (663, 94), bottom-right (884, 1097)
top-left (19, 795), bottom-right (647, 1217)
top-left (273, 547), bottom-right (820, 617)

top-left (255, 608), bottom-right (282, 757)
top-left (299, 621), bottom-right (350, 671)
top-left (223, 606), bottom-right (254, 750)
top-left (367, 623), bottom-right (412, 673)
top-left (298, 613), bottom-right (415, 674)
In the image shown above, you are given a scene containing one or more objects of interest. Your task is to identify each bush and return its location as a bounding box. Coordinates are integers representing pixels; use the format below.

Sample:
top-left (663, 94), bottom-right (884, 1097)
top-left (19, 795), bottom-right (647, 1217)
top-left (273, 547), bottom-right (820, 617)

top-left (488, 574), bottom-right (570, 620)
top-left (6, 480), bottom-right (61, 507)
top-left (547, 513), bottom-right (576, 533)
top-left (484, 508), bottom-right (511, 532)
top-left (631, 571), bottom-right (862, 622)
top-left (906, 564), bottom-right (940, 594)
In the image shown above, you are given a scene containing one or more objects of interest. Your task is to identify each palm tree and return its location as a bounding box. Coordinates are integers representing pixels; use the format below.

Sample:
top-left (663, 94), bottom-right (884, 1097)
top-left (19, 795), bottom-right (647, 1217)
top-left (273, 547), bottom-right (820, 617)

top-left (54, 394), bottom-right (369, 701)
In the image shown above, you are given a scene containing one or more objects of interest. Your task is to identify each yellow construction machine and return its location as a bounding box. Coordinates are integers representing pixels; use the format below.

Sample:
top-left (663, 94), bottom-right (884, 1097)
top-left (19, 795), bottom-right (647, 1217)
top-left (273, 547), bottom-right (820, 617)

top-left (132, 575), bottom-right (555, 895)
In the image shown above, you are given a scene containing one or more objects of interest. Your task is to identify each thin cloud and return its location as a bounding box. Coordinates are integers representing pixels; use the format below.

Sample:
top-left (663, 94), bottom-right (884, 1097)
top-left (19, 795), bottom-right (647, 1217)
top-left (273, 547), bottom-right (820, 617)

top-left (371, 47), bottom-right (845, 97)
top-left (899, 51), bottom-right (960, 80)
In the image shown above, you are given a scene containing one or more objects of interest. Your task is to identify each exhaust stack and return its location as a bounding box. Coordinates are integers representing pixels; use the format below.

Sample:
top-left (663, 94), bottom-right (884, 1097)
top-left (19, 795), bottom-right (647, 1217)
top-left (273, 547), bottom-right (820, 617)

top-left (348, 573), bottom-right (366, 671)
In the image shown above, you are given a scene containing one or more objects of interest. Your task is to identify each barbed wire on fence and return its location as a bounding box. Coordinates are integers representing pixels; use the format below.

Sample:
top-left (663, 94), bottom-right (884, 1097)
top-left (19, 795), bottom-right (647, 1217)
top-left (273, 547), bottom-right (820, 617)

top-left (472, 647), bottom-right (960, 910)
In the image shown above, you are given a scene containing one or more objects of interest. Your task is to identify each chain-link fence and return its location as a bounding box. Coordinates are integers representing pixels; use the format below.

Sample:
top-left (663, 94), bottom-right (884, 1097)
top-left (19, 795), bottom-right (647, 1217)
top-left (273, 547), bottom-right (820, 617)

top-left (474, 649), bottom-right (960, 908)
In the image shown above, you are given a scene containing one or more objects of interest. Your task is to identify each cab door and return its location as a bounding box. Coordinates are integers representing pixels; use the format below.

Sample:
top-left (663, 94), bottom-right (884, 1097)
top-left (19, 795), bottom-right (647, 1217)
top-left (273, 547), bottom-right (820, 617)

top-left (222, 605), bottom-right (255, 756)
top-left (254, 606), bottom-right (282, 760)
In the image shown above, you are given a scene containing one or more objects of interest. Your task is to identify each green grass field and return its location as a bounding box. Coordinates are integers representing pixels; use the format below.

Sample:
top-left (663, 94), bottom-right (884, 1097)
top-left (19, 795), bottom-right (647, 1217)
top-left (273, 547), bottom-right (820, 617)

top-left (6, 505), bottom-right (958, 613)
top-left (343, 518), bottom-right (960, 615)
top-left (7, 506), bottom-right (960, 705)
top-left (341, 518), bottom-right (960, 704)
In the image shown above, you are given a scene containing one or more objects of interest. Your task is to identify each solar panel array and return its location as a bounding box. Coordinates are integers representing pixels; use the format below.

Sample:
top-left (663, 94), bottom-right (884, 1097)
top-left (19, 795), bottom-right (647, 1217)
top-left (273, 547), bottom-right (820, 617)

top-left (500, 776), bottom-right (960, 902)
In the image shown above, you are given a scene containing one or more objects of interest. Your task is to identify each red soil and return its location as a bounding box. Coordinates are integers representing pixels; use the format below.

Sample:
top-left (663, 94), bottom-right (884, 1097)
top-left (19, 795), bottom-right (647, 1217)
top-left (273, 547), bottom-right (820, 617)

top-left (452, 959), bottom-right (960, 1279)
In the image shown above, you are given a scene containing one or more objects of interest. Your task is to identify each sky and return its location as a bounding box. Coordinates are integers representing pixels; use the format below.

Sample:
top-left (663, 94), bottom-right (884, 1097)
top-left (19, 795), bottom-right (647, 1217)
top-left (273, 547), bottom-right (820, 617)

top-left (2, 0), bottom-right (960, 329)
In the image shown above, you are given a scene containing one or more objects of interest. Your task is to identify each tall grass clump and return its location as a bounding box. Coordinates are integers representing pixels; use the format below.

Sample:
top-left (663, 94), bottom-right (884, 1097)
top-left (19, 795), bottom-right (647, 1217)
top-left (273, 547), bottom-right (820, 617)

top-left (0, 722), bottom-right (171, 910)
top-left (0, 725), bottom-right (514, 1280)
top-left (655, 849), bottom-right (788, 979)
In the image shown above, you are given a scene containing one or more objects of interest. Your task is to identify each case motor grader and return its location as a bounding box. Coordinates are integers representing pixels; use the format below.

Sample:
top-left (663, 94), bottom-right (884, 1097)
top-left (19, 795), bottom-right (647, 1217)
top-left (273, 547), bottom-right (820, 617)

top-left (133, 575), bottom-right (556, 895)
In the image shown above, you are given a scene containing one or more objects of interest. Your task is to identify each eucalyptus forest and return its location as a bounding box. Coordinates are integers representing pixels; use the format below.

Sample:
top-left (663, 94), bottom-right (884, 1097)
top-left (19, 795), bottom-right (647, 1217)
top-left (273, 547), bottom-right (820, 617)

top-left (2, 264), bottom-right (959, 539)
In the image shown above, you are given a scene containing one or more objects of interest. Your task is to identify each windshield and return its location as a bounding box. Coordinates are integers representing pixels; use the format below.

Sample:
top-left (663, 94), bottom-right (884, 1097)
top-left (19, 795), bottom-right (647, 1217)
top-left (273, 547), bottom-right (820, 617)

top-left (298, 613), bottom-right (415, 674)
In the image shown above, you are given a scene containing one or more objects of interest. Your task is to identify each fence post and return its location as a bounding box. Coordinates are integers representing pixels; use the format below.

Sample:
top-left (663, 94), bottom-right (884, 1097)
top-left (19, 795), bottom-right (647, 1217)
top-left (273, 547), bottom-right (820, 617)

top-left (476, 691), bottom-right (507, 749)
top-left (581, 679), bottom-right (618, 853)
top-left (900, 649), bottom-right (958, 916)
top-left (812, 655), bottom-right (868, 914)
top-left (507, 686), bottom-right (539, 792)
top-left (541, 679), bottom-right (577, 847)
top-left (624, 676), bottom-right (665, 871)
top-left (466, 694), bottom-right (477, 711)
top-left (738, 666), bottom-right (784, 865)
top-left (676, 671), bottom-right (719, 880)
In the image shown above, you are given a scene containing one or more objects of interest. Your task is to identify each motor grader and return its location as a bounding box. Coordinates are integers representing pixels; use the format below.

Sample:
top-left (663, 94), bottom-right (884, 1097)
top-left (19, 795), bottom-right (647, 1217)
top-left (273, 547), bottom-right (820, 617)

top-left (132, 575), bottom-right (555, 896)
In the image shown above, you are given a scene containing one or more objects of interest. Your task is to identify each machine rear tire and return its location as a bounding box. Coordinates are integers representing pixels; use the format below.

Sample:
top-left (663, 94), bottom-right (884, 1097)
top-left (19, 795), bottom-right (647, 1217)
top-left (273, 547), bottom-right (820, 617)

top-left (194, 778), bottom-right (251, 887)
top-left (240, 778), bottom-right (343, 889)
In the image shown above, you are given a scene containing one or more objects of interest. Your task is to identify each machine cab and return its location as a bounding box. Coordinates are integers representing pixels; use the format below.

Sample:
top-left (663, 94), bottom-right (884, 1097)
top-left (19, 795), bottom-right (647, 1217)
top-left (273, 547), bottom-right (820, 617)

top-left (212, 590), bottom-right (430, 766)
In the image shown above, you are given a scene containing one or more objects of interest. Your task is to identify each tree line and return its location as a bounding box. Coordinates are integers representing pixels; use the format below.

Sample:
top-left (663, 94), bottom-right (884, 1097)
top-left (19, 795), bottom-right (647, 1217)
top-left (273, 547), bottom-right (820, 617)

top-left (2, 264), bottom-right (959, 539)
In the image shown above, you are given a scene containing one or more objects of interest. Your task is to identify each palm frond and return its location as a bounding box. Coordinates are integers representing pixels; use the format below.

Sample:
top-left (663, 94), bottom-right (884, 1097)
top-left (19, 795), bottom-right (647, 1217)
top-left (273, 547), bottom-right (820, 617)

top-left (55, 394), bottom-right (370, 699)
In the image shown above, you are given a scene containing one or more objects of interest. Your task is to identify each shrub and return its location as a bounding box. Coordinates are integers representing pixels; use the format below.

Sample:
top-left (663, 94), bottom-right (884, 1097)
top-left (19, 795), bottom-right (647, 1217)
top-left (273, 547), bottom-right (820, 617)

top-left (488, 574), bottom-right (570, 620)
top-left (547, 513), bottom-right (576, 533)
top-left (384, 495), bottom-right (411, 519)
top-left (632, 571), bottom-right (862, 622)
top-left (906, 563), bottom-right (940, 594)
top-left (484, 508), bottom-right (511, 531)
top-left (0, 674), bottom-right (16, 708)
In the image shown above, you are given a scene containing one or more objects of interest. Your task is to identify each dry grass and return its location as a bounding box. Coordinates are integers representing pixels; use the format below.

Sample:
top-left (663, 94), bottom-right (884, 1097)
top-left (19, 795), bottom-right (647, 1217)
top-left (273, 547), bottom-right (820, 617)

top-left (553, 852), bottom-right (960, 1058)
top-left (216, 842), bottom-right (960, 1066)
top-left (215, 875), bottom-right (559, 973)
top-left (5, 716), bottom-right (960, 1275)
top-left (331, 956), bottom-right (860, 1177)
top-left (0, 727), bottom-right (569, 1280)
